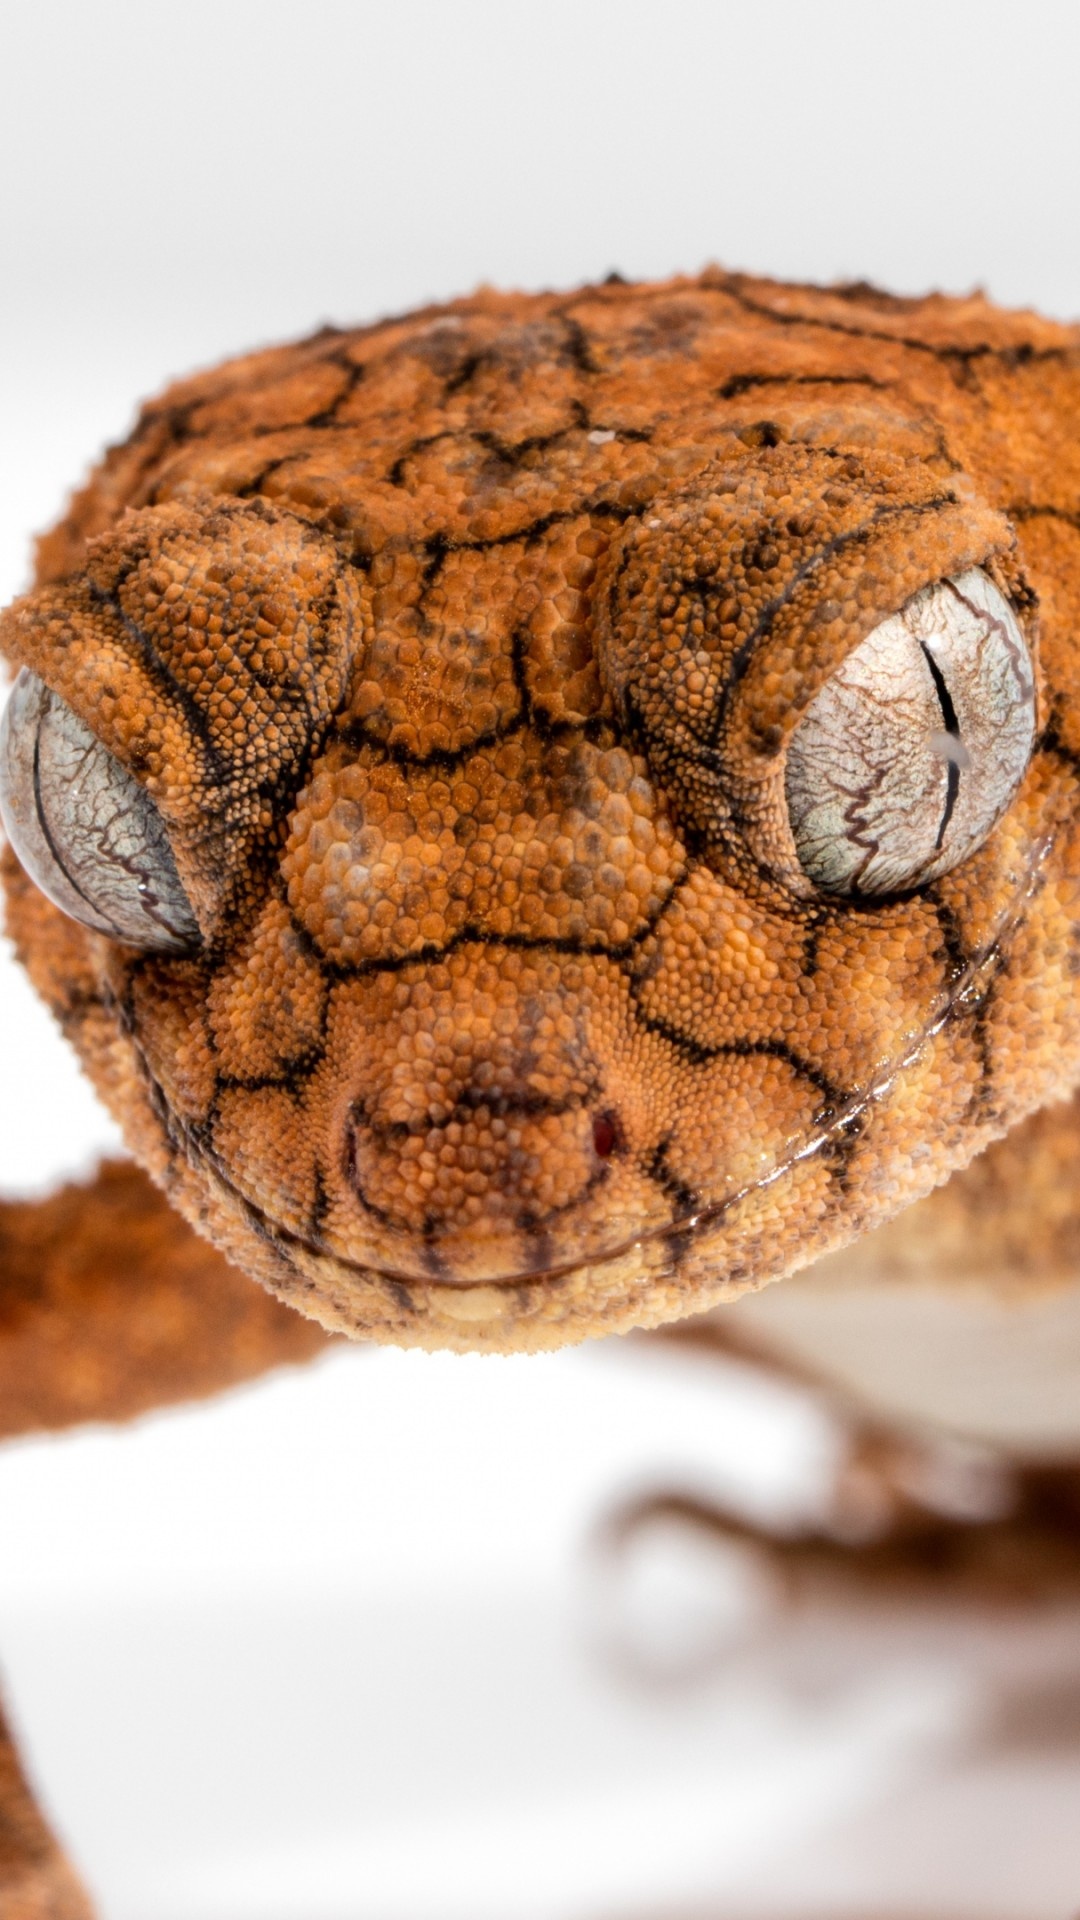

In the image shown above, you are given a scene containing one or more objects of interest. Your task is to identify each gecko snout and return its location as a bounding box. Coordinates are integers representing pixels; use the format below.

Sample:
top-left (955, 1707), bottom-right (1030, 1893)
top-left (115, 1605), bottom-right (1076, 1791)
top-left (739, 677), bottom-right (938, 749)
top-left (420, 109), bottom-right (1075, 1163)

top-left (342, 1065), bottom-right (614, 1248)
top-left (327, 950), bottom-right (627, 1277)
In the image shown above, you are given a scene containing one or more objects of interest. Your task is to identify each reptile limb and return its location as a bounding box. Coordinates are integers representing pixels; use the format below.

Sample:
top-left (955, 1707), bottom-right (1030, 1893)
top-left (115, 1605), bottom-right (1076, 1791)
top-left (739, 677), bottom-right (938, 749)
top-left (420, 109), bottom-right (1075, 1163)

top-left (0, 1159), bottom-right (333, 1442)
top-left (627, 1092), bottom-right (1080, 1601)
top-left (0, 1158), bottom-right (333, 1915)
top-left (0, 1697), bottom-right (92, 1920)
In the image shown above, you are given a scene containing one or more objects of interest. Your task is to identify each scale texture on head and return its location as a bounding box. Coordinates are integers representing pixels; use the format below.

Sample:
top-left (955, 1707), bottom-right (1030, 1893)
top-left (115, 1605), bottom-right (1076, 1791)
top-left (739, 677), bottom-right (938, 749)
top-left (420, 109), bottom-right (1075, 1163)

top-left (3, 270), bottom-right (1080, 1350)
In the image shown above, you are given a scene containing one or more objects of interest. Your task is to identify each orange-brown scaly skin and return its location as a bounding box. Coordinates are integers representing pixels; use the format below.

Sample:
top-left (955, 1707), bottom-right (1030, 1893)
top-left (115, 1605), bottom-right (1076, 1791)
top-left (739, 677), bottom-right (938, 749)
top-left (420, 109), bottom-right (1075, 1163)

top-left (0, 1160), bottom-right (328, 1440)
top-left (5, 269), bottom-right (1080, 1353)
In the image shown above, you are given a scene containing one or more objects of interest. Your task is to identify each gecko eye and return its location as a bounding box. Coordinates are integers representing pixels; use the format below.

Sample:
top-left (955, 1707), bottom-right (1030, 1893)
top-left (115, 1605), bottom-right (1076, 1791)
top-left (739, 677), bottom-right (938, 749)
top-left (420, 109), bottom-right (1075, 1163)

top-left (785, 569), bottom-right (1036, 896)
top-left (0, 668), bottom-right (199, 952)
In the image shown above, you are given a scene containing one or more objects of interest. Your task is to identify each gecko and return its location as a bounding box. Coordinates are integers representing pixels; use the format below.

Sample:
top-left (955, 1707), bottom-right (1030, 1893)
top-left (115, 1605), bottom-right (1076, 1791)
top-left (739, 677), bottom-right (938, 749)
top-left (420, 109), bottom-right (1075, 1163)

top-left (2, 268), bottom-right (1080, 1912)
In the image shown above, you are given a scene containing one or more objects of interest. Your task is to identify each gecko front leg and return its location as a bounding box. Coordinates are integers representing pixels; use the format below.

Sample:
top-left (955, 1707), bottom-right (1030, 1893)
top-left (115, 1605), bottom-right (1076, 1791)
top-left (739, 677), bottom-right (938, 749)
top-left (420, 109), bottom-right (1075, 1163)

top-left (0, 1156), bottom-right (333, 1914)
top-left (0, 1158), bottom-right (331, 1438)
top-left (620, 1089), bottom-right (1080, 1605)
top-left (0, 1695), bottom-right (92, 1920)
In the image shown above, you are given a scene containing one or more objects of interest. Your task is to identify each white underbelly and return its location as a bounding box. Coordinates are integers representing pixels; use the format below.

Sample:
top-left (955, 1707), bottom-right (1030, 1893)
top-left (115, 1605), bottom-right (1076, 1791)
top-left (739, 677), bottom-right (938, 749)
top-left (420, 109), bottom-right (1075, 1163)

top-left (729, 1267), bottom-right (1080, 1461)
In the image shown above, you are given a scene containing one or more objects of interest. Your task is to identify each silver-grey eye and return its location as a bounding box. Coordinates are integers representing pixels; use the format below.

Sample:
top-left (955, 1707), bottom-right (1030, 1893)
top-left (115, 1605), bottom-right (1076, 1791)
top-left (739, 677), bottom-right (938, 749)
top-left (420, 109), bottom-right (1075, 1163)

top-left (0, 668), bottom-right (199, 951)
top-left (785, 569), bottom-right (1036, 896)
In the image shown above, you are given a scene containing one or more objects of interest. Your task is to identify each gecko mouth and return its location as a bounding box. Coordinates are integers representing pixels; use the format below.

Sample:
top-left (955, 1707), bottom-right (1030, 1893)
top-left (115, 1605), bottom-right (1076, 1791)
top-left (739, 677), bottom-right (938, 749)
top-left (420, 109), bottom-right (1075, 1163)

top-left (134, 832), bottom-right (1050, 1297)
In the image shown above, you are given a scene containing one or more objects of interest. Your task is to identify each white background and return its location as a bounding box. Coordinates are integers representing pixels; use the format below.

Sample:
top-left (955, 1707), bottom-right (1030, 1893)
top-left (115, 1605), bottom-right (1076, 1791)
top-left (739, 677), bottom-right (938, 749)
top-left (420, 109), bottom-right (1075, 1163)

top-left (2, 4), bottom-right (1080, 1915)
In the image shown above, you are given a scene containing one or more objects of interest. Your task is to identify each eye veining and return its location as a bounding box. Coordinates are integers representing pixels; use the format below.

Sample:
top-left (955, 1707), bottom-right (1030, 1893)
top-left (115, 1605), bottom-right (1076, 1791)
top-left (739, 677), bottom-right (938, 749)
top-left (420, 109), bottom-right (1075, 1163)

top-left (785, 569), bottom-right (1036, 896)
top-left (0, 668), bottom-right (199, 952)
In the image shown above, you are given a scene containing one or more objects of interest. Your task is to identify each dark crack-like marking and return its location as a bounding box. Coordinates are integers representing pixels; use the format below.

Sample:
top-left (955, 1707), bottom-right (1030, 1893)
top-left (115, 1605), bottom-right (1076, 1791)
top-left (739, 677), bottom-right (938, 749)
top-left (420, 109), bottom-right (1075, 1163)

top-left (88, 580), bottom-right (229, 781)
top-left (1010, 502), bottom-right (1080, 536)
top-left (713, 278), bottom-right (1073, 379)
top-left (926, 886), bottom-right (974, 986)
top-left (212, 1041), bottom-right (328, 1101)
top-left (301, 352), bottom-right (367, 430)
top-left (289, 845), bottom-right (688, 986)
top-left (706, 489), bottom-right (958, 746)
top-left (386, 432), bottom-right (458, 487)
top-left (718, 371), bottom-right (892, 400)
top-left (1037, 715), bottom-right (1080, 782)
top-left (646, 1137), bottom-right (701, 1216)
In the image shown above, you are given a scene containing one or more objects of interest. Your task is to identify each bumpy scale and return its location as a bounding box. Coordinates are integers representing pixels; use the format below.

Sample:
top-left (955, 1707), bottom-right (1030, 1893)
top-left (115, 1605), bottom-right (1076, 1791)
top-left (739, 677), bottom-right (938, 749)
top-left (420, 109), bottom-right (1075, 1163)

top-left (3, 269), bottom-right (1080, 1362)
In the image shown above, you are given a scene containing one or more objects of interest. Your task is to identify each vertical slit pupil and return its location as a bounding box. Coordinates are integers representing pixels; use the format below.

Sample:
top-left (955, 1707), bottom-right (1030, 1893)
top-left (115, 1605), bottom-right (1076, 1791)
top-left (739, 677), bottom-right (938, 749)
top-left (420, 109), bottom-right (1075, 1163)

top-left (919, 640), bottom-right (963, 849)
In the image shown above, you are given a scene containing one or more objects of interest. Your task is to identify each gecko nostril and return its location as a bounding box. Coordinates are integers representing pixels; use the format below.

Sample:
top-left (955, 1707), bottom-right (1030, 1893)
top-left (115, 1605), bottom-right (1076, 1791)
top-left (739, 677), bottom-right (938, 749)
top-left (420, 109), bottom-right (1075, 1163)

top-left (592, 1111), bottom-right (621, 1159)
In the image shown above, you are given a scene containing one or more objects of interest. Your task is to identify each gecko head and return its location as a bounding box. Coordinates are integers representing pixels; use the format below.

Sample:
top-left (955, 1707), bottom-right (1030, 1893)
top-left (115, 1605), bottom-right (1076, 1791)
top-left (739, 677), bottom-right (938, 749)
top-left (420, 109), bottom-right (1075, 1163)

top-left (0, 449), bottom-right (1062, 1351)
